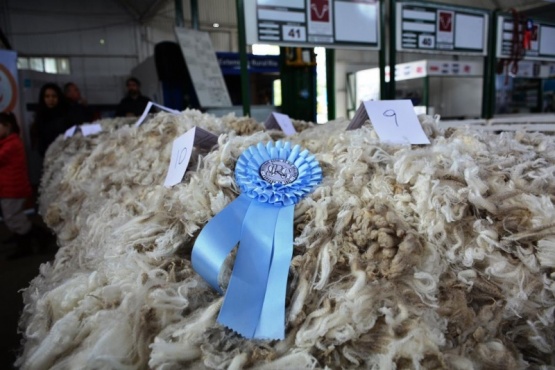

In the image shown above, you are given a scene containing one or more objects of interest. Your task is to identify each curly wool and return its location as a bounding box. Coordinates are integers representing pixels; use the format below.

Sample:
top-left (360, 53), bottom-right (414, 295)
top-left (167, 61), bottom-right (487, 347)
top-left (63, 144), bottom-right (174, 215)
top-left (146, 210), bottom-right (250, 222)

top-left (17, 111), bottom-right (555, 369)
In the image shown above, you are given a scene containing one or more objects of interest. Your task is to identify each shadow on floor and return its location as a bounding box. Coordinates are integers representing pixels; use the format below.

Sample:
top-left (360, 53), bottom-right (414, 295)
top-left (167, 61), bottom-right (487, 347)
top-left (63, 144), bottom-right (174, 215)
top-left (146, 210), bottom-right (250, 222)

top-left (0, 215), bottom-right (57, 369)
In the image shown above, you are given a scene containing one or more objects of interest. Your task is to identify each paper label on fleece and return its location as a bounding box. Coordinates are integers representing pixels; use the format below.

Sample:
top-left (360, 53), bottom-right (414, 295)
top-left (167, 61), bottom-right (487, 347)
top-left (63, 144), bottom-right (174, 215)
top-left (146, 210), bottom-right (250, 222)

top-left (163, 126), bottom-right (219, 188)
top-left (134, 101), bottom-right (181, 127)
top-left (64, 125), bottom-right (77, 139)
top-left (264, 112), bottom-right (296, 136)
top-left (193, 127), bottom-right (219, 149)
top-left (80, 123), bottom-right (103, 137)
top-left (347, 99), bottom-right (430, 145)
top-left (164, 127), bottom-right (196, 187)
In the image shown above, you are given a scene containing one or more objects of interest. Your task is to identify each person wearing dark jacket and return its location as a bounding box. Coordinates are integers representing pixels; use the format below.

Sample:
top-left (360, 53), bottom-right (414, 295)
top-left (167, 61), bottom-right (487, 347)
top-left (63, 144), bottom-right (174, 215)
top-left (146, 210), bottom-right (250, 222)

top-left (31, 83), bottom-right (71, 157)
top-left (0, 112), bottom-right (34, 258)
top-left (64, 82), bottom-right (95, 125)
top-left (115, 77), bottom-right (152, 117)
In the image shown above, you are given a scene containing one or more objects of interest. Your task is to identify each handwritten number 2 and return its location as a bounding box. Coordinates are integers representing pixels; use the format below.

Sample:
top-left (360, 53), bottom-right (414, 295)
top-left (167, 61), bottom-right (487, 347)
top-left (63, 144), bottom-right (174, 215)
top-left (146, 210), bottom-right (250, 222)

top-left (383, 109), bottom-right (398, 127)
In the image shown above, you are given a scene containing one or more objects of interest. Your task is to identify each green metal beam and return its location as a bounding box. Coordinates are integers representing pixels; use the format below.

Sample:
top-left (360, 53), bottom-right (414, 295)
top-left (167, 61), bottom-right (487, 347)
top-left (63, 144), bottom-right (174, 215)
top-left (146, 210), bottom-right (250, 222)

top-left (326, 48), bottom-right (335, 121)
top-left (190, 0), bottom-right (199, 30)
top-left (379, 0), bottom-right (387, 100)
top-left (174, 0), bottom-right (184, 27)
top-left (236, 0), bottom-right (251, 116)
top-left (346, 72), bottom-right (356, 116)
top-left (423, 76), bottom-right (429, 114)
top-left (388, 0), bottom-right (396, 99)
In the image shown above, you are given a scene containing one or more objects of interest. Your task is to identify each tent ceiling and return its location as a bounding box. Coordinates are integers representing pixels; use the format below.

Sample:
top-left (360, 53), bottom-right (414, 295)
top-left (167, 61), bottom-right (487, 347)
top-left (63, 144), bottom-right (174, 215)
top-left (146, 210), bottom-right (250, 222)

top-left (115, 0), bottom-right (170, 23)
top-left (118, 0), bottom-right (555, 25)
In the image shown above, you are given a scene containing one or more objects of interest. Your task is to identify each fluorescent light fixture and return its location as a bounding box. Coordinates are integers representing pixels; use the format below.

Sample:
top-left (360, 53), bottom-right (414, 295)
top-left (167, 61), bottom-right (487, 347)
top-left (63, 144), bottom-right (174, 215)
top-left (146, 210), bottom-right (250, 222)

top-left (213, 23), bottom-right (220, 28)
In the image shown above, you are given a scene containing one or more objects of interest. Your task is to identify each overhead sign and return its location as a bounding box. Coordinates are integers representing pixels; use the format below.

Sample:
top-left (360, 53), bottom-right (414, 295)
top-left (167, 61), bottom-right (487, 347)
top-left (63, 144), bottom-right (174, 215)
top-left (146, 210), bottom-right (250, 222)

top-left (386, 60), bottom-right (482, 81)
top-left (396, 2), bottom-right (489, 55)
top-left (245, 0), bottom-right (380, 50)
top-left (496, 16), bottom-right (555, 62)
top-left (216, 52), bottom-right (279, 75)
top-left (175, 28), bottom-right (232, 108)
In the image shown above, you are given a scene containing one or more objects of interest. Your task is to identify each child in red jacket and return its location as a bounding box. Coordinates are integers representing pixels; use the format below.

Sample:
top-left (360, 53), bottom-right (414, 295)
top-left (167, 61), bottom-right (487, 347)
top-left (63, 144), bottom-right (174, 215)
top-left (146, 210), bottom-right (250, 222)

top-left (0, 112), bottom-right (34, 258)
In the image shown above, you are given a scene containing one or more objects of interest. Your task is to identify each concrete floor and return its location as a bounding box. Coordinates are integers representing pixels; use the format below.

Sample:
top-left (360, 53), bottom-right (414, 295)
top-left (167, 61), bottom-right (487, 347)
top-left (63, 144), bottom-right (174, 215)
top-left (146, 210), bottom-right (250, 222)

top-left (0, 216), bottom-right (57, 369)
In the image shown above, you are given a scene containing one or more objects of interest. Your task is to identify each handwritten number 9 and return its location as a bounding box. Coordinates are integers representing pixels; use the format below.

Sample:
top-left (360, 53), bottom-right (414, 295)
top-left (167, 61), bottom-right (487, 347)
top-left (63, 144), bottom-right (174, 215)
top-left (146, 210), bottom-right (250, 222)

top-left (383, 109), bottom-right (398, 127)
top-left (176, 147), bottom-right (188, 168)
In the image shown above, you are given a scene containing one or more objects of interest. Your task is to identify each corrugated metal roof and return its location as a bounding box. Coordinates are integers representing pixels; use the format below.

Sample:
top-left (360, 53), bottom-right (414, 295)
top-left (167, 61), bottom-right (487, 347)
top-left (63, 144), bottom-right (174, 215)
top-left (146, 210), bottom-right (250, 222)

top-left (117, 0), bottom-right (555, 29)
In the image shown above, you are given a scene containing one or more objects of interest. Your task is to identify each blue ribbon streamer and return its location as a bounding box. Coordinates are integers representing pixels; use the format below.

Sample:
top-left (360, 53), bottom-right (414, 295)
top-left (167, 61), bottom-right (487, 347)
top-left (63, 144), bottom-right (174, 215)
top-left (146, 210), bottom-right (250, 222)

top-left (191, 194), bottom-right (251, 294)
top-left (254, 205), bottom-right (294, 339)
top-left (191, 141), bottom-right (321, 340)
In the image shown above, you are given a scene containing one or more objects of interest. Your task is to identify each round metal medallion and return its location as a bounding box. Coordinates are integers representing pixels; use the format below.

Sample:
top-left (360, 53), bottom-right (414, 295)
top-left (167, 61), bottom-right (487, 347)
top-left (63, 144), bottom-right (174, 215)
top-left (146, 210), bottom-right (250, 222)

top-left (259, 159), bottom-right (299, 184)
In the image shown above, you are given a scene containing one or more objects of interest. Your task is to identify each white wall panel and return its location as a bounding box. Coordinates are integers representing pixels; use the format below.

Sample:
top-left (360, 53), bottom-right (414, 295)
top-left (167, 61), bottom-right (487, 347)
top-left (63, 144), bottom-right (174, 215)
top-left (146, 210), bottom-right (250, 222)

top-left (429, 76), bottom-right (483, 118)
top-left (198, 0), bottom-right (237, 26)
top-left (209, 31), bottom-right (231, 52)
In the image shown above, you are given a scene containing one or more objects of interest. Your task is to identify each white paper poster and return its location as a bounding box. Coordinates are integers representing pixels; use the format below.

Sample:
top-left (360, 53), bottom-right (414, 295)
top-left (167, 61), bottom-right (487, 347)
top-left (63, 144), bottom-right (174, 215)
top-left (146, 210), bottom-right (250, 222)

top-left (175, 28), bottom-right (232, 108)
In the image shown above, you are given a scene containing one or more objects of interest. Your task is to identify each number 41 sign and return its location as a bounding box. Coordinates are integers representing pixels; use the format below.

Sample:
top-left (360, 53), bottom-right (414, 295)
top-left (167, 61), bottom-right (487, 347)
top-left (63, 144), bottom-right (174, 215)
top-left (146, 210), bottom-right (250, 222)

top-left (346, 100), bottom-right (430, 144)
top-left (283, 25), bottom-right (306, 42)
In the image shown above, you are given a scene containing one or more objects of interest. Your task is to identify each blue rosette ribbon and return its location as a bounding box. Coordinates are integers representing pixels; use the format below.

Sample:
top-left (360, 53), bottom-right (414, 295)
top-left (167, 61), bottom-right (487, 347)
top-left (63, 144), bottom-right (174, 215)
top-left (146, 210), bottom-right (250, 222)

top-left (192, 141), bottom-right (322, 339)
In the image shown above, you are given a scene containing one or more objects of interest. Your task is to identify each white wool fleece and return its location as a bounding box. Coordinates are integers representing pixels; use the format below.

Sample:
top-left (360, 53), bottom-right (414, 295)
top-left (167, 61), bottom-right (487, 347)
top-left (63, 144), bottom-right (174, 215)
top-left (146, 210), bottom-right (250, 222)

top-left (17, 110), bottom-right (555, 369)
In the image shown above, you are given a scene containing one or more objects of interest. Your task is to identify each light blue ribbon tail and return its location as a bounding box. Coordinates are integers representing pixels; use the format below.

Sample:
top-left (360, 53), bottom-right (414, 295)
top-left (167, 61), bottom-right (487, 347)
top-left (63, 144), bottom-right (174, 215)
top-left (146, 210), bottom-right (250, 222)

top-left (217, 201), bottom-right (281, 338)
top-left (191, 141), bottom-right (321, 340)
top-left (254, 205), bottom-right (295, 340)
top-left (191, 194), bottom-right (251, 293)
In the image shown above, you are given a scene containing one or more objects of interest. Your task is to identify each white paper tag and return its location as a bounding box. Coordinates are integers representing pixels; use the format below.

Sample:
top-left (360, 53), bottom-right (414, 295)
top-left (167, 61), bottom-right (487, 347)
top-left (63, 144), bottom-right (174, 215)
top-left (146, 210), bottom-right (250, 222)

top-left (134, 101), bottom-right (181, 128)
top-left (80, 123), bottom-right (103, 137)
top-left (264, 112), bottom-right (297, 136)
top-left (64, 125), bottom-right (77, 139)
top-left (163, 126), bottom-right (219, 188)
top-left (164, 128), bottom-right (196, 188)
top-left (347, 100), bottom-right (430, 145)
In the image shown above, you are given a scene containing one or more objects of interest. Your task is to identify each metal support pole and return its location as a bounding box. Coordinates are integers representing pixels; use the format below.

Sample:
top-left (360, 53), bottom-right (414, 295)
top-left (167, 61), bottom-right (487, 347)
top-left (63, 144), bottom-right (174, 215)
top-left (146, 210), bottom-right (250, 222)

top-left (326, 48), bottom-right (336, 120)
top-left (379, 0), bottom-right (387, 100)
top-left (423, 76), bottom-right (429, 114)
top-left (482, 10), bottom-right (497, 118)
top-left (388, 0), bottom-right (396, 99)
top-left (174, 0), bottom-right (184, 27)
top-left (190, 0), bottom-right (199, 30)
top-left (236, 0), bottom-right (251, 116)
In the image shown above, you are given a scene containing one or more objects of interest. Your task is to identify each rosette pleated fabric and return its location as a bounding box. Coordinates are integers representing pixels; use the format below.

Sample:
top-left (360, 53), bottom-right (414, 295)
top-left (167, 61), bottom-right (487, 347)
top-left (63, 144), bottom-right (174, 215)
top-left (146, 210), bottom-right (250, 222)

top-left (192, 141), bottom-right (322, 339)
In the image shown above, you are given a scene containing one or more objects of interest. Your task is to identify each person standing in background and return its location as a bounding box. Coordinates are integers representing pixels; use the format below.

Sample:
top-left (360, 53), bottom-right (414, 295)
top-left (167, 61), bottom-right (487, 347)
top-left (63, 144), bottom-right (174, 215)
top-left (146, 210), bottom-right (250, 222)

top-left (115, 77), bottom-right (152, 117)
top-left (0, 112), bottom-right (34, 259)
top-left (31, 83), bottom-right (70, 157)
top-left (64, 82), bottom-right (96, 124)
